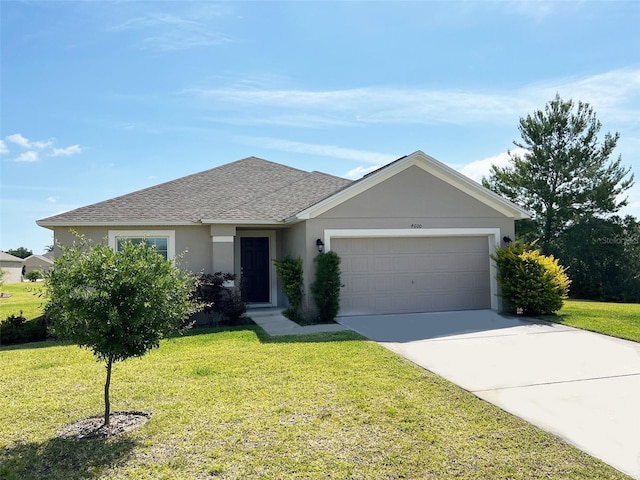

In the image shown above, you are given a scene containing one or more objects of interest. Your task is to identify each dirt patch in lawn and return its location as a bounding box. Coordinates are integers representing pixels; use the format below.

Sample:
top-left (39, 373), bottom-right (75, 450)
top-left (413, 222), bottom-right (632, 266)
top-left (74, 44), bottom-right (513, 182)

top-left (57, 411), bottom-right (151, 440)
top-left (0, 293), bottom-right (12, 298)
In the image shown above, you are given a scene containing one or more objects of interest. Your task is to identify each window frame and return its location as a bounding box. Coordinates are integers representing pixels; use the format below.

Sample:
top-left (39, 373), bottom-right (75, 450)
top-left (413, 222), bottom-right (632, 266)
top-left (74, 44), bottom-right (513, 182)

top-left (108, 230), bottom-right (176, 260)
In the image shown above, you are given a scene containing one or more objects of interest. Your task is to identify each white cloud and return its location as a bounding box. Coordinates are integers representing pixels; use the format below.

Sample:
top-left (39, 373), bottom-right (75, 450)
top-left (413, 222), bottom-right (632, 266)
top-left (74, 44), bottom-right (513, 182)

top-left (4, 134), bottom-right (82, 162)
top-left (52, 145), bottom-right (82, 157)
top-left (240, 136), bottom-right (398, 164)
top-left (47, 196), bottom-right (58, 203)
top-left (190, 85), bottom-right (528, 126)
top-left (189, 67), bottom-right (640, 128)
top-left (110, 13), bottom-right (201, 31)
top-left (458, 148), bottom-right (528, 183)
top-left (6, 133), bottom-right (32, 148)
top-left (109, 7), bottom-right (232, 51)
top-left (505, 1), bottom-right (555, 21)
top-left (343, 165), bottom-right (382, 179)
top-left (15, 151), bottom-right (39, 163)
top-left (524, 68), bottom-right (640, 124)
top-left (6, 134), bottom-right (53, 150)
top-left (32, 139), bottom-right (54, 149)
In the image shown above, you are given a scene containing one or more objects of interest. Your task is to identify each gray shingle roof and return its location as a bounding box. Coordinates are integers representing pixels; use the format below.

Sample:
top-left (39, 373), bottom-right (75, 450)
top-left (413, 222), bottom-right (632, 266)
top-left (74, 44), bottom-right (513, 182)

top-left (0, 251), bottom-right (24, 262)
top-left (37, 157), bottom-right (353, 225)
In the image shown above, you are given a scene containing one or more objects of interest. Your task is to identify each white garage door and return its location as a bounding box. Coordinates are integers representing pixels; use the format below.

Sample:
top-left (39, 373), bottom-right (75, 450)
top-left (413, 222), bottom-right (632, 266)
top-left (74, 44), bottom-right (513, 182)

top-left (333, 236), bottom-right (491, 315)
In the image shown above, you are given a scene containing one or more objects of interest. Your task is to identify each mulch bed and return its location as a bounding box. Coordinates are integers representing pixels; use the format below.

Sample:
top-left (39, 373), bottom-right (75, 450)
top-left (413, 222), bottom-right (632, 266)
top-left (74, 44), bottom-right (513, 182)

top-left (57, 411), bottom-right (151, 440)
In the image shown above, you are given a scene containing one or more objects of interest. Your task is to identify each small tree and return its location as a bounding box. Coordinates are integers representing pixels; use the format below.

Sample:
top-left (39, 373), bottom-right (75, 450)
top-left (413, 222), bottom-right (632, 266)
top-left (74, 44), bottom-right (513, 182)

top-left (492, 242), bottom-right (570, 316)
top-left (26, 270), bottom-right (42, 282)
top-left (310, 251), bottom-right (342, 323)
top-left (45, 236), bottom-right (196, 426)
top-left (273, 254), bottom-right (304, 319)
top-left (7, 247), bottom-right (33, 259)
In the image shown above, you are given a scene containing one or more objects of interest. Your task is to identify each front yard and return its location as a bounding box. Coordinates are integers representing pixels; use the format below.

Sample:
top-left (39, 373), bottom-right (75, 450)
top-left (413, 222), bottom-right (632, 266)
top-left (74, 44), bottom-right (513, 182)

top-left (0, 282), bottom-right (45, 321)
top-left (0, 326), bottom-right (629, 479)
top-left (542, 299), bottom-right (640, 342)
top-left (1, 284), bottom-right (636, 478)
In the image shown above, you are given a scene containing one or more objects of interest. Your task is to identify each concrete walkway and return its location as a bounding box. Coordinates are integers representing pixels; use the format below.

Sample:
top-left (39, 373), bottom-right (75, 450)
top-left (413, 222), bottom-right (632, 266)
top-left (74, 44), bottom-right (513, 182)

top-left (247, 308), bottom-right (349, 336)
top-left (339, 310), bottom-right (640, 479)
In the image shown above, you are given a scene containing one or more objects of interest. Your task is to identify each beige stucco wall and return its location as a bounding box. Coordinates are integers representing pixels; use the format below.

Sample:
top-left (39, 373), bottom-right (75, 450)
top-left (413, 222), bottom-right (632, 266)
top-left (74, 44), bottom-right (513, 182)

top-left (1, 261), bottom-right (23, 284)
top-left (310, 165), bottom-right (515, 240)
top-left (52, 225), bottom-right (214, 274)
top-left (296, 165), bottom-right (516, 312)
top-left (322, 166), bottom-right (508, 221)
top-left (23, 256), bottom-right (53, 275)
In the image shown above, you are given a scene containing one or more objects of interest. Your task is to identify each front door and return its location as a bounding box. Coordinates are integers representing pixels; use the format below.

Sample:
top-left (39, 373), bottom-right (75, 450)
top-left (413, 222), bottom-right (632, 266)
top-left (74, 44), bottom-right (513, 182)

top-left (240, 237), bottom-right (270, 303)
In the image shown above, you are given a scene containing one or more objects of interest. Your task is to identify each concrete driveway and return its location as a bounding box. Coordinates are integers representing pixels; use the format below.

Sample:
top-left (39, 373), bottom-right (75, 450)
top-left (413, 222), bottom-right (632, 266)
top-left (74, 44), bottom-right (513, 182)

top-left (339, 310), bottom-right (640, 478)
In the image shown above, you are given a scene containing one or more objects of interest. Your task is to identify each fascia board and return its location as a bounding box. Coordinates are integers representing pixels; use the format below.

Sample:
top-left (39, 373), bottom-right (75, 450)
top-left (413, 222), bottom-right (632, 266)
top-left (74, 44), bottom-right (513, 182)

top-left (200, 219), bottom-right (284, 225)
top-left (36, 220), bottom-right (197, 227)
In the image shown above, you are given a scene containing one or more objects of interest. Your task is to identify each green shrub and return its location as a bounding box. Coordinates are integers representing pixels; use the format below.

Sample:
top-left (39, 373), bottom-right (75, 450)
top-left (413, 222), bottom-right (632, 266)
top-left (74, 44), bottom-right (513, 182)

top-left (310, 251), bottom-right (342, 323)
top-left (192, 273), bottom-right (246, 325)
top-left (26, 270), bottom-right (43, 282)
top-left (273, 254), bottom-right (304, 319)
top-left (492, 243), bottom-right (571, 316)
top-left (0, 312), bottom-right (49, 345)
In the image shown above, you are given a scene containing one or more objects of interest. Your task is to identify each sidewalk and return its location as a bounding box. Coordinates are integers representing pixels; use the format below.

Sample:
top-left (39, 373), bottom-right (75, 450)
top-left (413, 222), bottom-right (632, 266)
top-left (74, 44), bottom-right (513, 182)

top-left (247, 308), bottom-right (349, 336)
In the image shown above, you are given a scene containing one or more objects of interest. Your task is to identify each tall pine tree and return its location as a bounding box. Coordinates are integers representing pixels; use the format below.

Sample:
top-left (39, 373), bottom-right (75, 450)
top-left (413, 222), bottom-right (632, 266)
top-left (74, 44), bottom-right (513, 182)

top-left (483, 94), bottom-right (634, 254)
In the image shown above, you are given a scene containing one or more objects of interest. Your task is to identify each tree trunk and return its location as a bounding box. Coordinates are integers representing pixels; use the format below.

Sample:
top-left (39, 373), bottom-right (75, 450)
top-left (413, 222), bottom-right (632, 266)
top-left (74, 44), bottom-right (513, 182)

top-left (104, 356), bottom-right (113, 427)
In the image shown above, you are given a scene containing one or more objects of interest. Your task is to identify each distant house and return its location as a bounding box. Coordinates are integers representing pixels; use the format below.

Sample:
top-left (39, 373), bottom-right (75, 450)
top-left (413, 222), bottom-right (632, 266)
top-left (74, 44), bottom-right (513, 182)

top-left (0, 252), bottom-right (24, 284)
top-left (36, 151), bottom-right (529, 315)
top-left (23, 254), bottom-right (54, 276)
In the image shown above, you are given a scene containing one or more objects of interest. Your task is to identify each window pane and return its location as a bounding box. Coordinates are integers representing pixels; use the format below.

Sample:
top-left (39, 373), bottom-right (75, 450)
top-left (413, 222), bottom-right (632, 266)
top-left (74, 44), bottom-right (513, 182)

top-left (115, 236), bottom-right (169, 260)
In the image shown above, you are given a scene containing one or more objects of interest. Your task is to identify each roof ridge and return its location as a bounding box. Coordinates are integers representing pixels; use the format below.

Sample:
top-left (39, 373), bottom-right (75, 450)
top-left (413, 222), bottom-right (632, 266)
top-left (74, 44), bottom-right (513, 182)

top-left (210, 166), bottom-right (343, 220)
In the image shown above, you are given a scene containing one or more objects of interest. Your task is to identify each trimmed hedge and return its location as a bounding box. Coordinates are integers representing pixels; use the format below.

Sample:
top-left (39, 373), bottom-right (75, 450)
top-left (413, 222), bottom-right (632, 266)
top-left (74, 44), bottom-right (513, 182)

top-left (492, 243), bottom-right (571, 316)
top-left (310, 251), bottom-right (342, 323)
top-left (273, 254), bottom-right (304, 320)
top-left (0, 312), bottom-right (50, 345)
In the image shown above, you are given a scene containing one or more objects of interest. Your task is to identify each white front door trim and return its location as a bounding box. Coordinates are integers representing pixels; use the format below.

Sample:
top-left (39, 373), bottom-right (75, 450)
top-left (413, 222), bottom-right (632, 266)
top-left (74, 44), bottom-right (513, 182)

top-left (324, 228), bottom-right (501, 310)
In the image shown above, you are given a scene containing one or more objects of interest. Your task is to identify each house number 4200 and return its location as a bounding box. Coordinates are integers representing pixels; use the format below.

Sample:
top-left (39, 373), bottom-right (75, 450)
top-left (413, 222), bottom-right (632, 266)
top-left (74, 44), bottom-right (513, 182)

top-left (410, 224), bottom-right (423, 229)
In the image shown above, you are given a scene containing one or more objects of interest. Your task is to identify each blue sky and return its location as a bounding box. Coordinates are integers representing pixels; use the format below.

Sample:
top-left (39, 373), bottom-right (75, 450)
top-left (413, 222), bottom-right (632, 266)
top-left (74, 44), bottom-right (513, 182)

top-left (1, 1), bottom-right (639, 254)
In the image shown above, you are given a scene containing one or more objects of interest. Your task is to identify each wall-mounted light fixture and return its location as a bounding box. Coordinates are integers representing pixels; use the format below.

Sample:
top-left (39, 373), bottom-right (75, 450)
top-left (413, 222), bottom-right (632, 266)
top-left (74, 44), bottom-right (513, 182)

top-left (316, 238), bottom-right (325, 253)
top-left (503, 236), bottom-right (513, 245)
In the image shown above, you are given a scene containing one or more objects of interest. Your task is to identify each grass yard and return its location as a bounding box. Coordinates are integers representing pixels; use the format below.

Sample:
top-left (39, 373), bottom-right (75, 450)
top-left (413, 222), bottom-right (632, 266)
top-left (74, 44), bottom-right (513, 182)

top-left (542, 300), bottom-right (640, 342)
top-left (0, 282), bottom-right (46, 321)
top-left (0, 327), bottom-right (629, 479)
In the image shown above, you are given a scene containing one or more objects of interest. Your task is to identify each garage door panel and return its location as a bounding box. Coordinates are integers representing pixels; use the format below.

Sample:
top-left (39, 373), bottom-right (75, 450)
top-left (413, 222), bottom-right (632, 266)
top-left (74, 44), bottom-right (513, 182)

top-left (345, 276), bottom-right (372, 293)
top-left (334, 236), bottom-right (491, 315)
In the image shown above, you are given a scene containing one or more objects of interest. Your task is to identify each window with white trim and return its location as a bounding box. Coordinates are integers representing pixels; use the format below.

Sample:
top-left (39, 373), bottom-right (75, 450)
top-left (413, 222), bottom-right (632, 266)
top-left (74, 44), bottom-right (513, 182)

top-left (115, 236), bottom-right (168, 259)
top-left (108, 230), bottom-right (176, 261)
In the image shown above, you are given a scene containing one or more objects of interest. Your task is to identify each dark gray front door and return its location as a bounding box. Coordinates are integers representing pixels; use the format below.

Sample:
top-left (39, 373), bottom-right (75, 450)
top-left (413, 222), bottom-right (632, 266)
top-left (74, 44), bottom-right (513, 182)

top-left (241, 237), bottom-right (270, 303)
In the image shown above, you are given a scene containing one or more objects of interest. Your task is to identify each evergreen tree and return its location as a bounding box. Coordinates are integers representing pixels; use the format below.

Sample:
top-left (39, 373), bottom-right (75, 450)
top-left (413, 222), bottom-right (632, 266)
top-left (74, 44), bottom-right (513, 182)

top-left (483, 94), bottom-right (634, 254)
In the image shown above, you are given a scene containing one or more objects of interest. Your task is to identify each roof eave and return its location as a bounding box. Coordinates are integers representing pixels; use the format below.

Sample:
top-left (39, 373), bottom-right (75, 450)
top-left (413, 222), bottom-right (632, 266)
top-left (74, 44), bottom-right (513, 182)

top-left (200, 218), bottom-right (285, 225)
top-left (36, 220), bottom-right (199, 228)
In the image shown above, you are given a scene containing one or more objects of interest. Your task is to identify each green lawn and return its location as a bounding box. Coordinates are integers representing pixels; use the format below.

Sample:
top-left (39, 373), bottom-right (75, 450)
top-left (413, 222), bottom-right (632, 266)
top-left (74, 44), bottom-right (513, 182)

top-left (542, 299), bottom-right (640, 342)
top-left (0, 327), bottom-right (629, 479)
top-left (0, 282), bottom-right (46, 321)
